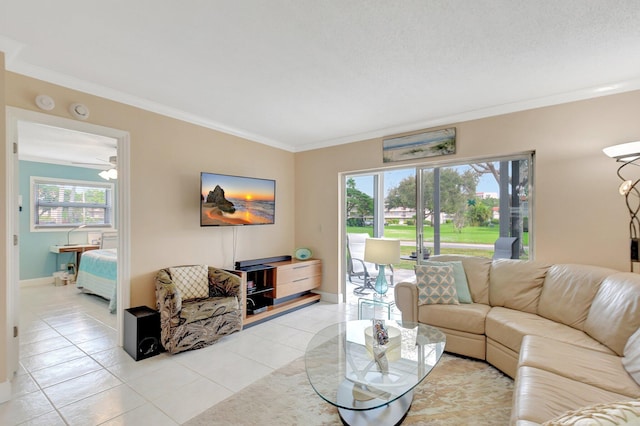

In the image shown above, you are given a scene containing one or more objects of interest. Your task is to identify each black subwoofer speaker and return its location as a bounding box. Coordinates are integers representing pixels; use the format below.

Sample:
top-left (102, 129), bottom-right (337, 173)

top-left (124, 306), bottom-right (161, 361)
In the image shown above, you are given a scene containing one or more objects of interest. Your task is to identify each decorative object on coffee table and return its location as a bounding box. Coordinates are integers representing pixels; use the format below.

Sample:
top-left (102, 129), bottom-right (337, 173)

top-left (368, 320), bottom-right (402, 373)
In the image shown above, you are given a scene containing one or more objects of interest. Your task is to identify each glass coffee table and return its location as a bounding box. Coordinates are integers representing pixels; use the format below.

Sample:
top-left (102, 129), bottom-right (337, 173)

top-left (305, 320), bottom-right (446, 425)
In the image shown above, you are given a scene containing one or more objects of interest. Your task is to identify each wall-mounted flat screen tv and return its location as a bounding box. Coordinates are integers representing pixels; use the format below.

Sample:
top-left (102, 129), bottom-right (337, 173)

top-left (201, 172), bottom-right (276, 226)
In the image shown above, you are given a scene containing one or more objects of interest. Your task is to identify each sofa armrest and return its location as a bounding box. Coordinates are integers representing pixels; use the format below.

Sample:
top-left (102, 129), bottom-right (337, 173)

top-left (394, 281), bottom-right (418, 323)
top-left (208, 267), bottom-right (242, 307)
top-left (155, 269), bottom-right (182, 312)
top-left (155, 269), bottom-right (183, 351)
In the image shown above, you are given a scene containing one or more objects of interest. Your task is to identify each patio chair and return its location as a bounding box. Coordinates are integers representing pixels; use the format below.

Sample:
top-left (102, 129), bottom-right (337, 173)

top-left (347, 233), bottom-right (394, 295)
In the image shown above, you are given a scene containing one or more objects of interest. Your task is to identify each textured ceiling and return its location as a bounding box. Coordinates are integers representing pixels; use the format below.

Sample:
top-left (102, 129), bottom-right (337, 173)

top-left (2, 1), bottom-right (640, 153)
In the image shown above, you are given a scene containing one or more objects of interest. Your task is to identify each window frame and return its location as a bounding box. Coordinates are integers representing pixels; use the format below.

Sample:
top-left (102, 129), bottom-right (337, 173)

top-left (30, 176), bottom-right (115, 232)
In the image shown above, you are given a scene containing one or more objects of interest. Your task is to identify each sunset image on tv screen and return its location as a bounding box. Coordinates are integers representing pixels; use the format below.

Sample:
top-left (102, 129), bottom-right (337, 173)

top-left (201, 173), bottom-right (275, 226)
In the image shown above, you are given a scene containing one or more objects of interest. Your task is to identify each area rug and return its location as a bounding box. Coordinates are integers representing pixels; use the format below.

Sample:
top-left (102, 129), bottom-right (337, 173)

top-left (185, 353), bottom-right (513, 425)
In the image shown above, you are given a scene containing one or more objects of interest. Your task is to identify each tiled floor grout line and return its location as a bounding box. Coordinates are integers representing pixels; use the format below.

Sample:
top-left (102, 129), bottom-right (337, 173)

top-left (23, 320), bottom-right (132, 425)
top-left (22, 368), bottom-right (69, 425)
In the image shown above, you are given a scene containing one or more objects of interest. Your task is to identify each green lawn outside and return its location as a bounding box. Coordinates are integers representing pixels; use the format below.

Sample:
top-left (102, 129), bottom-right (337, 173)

top-left (348, 223), bottom-right (529, 270)
top-left (348, 223), bottom-right (529, 245)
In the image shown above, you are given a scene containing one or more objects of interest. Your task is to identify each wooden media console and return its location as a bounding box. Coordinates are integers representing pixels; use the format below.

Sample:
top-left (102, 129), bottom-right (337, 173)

top-left (232, 255), bottom-right (322, 327)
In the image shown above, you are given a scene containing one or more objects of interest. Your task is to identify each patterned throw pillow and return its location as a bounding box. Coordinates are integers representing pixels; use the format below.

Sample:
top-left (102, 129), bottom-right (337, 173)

top-left (622, 327), bottom-right (640, 386)
top-left (543, 400), bottom-right (640, 425)
top-left (415, 264), bottom-right (459, 306)
top-left (425, 260), bottom-right (473, 303)
top-left (169, 265), bottom-right (209, 300)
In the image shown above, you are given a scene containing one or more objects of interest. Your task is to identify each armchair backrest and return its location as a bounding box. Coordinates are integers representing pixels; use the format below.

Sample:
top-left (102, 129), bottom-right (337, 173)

top-left (168, 265), bottom-right (210, 301)
top-left (156, 265), bottom-right (242, 316)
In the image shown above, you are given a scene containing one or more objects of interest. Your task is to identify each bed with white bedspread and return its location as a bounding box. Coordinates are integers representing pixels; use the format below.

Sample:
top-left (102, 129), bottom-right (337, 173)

top-left (76, 248), bottom-right (117, 313)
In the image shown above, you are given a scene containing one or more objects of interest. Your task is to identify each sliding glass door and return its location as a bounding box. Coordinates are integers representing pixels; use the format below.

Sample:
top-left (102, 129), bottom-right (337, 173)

top-left (346, 169), bottom-right (419, 240)
top-left (343, 153), bottom-right (533, 300)
top-left (346, 174), bottom-right (379, 237)
top-left (345, 170), bottom-right (417, 301)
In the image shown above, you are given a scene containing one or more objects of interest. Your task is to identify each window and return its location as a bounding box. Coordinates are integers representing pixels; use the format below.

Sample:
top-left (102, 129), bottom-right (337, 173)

top-left (31, 176), bottom-right (115, 231)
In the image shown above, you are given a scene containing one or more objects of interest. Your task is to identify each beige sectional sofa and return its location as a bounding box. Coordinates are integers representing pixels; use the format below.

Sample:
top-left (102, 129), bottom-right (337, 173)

top-left (394, 255), bottom-right (640, 424)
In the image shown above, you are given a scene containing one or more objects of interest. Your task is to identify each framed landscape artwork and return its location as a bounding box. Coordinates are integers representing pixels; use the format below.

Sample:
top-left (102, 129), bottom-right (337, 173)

top-left (383, 127), bottom-right (456, 163)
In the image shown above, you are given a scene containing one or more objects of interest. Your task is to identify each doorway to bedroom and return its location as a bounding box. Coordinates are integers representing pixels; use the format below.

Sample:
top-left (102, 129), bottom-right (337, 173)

top-left (6, 107), bottom-right (130, 378)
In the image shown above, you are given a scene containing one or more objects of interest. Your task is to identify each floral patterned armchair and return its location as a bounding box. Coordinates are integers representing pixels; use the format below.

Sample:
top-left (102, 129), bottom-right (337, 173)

top-left (155, 265), bottom-right (243, 354)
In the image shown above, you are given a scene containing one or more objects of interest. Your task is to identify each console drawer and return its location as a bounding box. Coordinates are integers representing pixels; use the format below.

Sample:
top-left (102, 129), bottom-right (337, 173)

top-left (276, 274), bottom-right (322, 298)
top-left (274, 260), bottom-right (322, 298)
top-left (277, 261), bottom-right (321, 283)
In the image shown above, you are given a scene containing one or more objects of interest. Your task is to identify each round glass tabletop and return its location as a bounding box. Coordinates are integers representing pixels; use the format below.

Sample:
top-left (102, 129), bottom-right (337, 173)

top-left (304, 320), bottom-right (446, 414)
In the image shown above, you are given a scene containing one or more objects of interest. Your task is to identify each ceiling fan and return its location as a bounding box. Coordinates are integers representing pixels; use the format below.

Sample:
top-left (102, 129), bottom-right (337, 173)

top-left (71, 155), bottom-right (118, 180)
top-left (72, 155), bottom-right (117, 169)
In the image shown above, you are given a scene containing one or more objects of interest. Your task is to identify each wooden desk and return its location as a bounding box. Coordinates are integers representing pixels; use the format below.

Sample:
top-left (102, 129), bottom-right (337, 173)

top-left (50, 244), bottom-right (100, 277)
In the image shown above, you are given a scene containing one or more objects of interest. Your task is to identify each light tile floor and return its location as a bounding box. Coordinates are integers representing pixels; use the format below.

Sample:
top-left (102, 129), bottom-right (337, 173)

top-left (1, 276), bottom-right (406, 425)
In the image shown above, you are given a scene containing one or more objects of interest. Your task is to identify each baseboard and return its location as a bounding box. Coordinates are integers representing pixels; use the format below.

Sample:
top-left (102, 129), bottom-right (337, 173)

top-left (313, 290), bottom-right (342, 304)
top-left (0, 379), bottom-right (11, 404)
top-left (20, 277), bottom-right (54, 288)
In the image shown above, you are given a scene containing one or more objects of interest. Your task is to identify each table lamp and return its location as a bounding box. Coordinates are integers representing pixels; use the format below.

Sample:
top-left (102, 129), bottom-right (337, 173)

top-left (66, 224), bottom-right (87, 245)
top-left (364, 237), bottom-right (400, 296)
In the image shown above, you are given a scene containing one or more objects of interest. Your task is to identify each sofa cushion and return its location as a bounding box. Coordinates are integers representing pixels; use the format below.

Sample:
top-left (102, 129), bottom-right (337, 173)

top-left (489, 259), bottom-right (550, 314)
top-left (542, 400), bottom-right (640, 426)
top-left (169, 265), bottom-right (209, 300)
top-left (537, 264), bottom-right (612, 331)
top-left (486, 307), bottom-right (614, 355)
top-left (418, 303), bottom-right (490, 335)
top-left (584, 273), bottom-right (640, 356)
top-left (180, 296), bottom-right (239, 324)
top-left (622, 327), bottom-right (640, 386)
top-left (512, 366), bottom-right (633, 425)
top-left (429, 255), bottom-right (491, 304)
top-left (519, 335), bottom-right (640, 398)
top-left (425, 260), bottom-right (472, 303)
top-left (415, 264), bottom-right (459, 305)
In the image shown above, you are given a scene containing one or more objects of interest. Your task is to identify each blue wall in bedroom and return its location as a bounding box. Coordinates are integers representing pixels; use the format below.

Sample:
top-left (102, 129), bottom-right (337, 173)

top-left (19, 160), bottom-right (116, 280)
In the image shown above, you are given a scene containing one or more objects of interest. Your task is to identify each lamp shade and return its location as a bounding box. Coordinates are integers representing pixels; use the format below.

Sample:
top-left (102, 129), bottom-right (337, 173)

top-left (364, 238), bottom-right (401, 265)
top-left (603, 141), bottom-right (640, 162)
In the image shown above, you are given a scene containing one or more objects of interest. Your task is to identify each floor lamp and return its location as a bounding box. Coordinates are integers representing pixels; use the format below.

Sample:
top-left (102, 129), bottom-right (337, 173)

top-left (603, 141), bottom-right (640, 272)
top-left (364, 238), bottom-right (401, 296)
